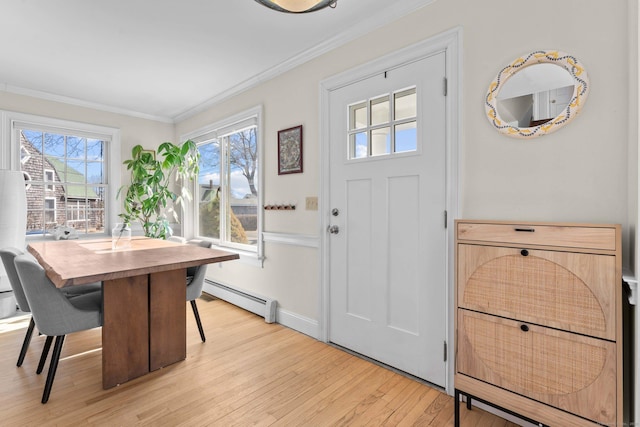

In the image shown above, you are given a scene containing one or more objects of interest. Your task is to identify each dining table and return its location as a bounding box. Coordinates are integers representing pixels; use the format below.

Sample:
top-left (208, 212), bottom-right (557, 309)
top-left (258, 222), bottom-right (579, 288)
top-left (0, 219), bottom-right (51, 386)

top-left (27, 236), bottom-right (239, 389)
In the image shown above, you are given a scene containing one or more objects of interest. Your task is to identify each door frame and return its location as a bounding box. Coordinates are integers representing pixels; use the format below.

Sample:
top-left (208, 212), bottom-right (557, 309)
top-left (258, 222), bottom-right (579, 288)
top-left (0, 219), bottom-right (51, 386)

top-left (318, 27), bottom-right (461, 394)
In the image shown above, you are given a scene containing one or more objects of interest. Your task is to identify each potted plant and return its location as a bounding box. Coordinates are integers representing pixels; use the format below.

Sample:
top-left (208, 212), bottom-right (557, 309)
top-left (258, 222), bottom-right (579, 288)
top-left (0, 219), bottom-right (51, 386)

top-left (117, 141), bottom-right (200, 239)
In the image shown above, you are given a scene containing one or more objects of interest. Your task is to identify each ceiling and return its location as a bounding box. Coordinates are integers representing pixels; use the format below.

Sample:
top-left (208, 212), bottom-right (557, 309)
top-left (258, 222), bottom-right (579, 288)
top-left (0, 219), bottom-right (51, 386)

top-left (0, 0), bottom-right (433, 123)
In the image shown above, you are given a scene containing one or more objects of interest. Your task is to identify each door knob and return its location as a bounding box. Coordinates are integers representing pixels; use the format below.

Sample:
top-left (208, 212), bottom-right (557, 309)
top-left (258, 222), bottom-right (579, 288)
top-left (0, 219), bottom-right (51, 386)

top-left (328, 225), bottom-right (339, 234)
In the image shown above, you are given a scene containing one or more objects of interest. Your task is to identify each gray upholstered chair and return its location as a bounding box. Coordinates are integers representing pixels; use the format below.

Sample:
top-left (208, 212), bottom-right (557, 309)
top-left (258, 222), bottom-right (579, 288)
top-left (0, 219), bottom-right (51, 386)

top-left (0, 247), bottom-right (101, 367)
top-left (186, 240), bottom-right (213, 342)
top-left (13, 253), bottom-right (103, 404)
top-left (0, 247), bottom-right (35, 367)
top-left (167, 237), bottom-right (212, 342)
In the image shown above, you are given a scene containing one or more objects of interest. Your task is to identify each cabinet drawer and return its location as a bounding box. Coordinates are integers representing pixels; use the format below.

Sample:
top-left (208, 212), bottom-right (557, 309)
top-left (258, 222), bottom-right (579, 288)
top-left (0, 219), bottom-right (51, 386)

top-left (457, 310), bottom-right (617, 425)
top-left (457, 244), bottom-right (616, 340)
top-left (457, 222), bottom-right (616, 250)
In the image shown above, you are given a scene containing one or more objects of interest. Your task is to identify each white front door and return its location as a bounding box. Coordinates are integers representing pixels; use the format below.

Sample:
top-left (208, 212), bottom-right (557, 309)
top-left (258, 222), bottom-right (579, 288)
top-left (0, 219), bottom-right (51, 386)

top-left (328, 52), bottom-right (447, 386)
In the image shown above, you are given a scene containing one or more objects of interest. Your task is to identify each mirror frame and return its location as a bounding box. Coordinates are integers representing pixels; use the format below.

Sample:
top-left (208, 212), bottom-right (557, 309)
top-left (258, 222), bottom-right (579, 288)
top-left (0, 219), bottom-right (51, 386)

top-left (485, 50), bottom-right (590, 139)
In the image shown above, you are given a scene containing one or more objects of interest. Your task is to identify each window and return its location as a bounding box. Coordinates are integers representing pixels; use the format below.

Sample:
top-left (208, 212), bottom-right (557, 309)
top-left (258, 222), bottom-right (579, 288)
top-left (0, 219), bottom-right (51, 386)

top-left (44, 197), bottom-right (56, 224)
top-left (3, 111), bottom-right (121, 239)
top-left (185, 107), bottom-right (262, 257)
top-left (348, 87), bottom-right (417, 159)
top-left (44, 169), bottom-right (55, 191)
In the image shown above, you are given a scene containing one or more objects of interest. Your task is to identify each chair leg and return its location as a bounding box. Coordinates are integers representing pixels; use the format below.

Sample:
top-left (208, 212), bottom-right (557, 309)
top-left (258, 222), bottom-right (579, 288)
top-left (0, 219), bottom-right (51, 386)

top-left (42, 335), bottom-right (65, 404)
top-left (17, 317), bottom-right (35, 367)
top-left (190, 300), bottom-right (206, 342)
top-left (37, 336), bottom-right (53, 374)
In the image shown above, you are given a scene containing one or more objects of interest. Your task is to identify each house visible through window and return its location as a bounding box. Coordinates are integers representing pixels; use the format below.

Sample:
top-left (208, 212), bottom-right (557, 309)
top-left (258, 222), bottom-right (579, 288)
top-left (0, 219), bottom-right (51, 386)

top-left (189, 107), bottom-right (262, 256)
top-left (19, 129), bottom-right (107, 236)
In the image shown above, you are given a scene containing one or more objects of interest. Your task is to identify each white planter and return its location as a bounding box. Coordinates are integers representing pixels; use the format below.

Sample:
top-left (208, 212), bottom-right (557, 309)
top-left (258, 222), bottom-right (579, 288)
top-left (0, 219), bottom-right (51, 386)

top-left (0, 170), bottom-right (27, 293)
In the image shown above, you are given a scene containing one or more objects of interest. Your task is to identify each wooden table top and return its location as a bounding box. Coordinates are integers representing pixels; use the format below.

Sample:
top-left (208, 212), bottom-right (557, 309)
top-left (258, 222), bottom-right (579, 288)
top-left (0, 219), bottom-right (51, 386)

top-left (28, 236), bottom-right (239, 288)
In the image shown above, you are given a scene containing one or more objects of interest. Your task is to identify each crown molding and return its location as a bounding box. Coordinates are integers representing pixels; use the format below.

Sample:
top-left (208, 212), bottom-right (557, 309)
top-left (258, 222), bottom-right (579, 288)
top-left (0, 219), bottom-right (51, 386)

top-left (1, 84), bottom-right (174, 124)
top-left (173, 0), bottom-right (435, 122)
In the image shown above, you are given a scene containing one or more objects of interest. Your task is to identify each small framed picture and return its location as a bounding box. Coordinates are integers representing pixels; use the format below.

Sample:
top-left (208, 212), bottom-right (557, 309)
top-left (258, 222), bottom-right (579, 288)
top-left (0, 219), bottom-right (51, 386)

top-left (278, 125), bottom-right (303, 175)
top-left (141, 149), bottom-right (156, 160)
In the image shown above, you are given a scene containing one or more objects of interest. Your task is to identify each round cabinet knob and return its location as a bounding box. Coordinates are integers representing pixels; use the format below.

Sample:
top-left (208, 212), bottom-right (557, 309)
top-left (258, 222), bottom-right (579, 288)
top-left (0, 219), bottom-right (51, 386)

top-left (520, 324), bottom-right (529, 332)
top-left (521, 249), bottom-right (529, 257)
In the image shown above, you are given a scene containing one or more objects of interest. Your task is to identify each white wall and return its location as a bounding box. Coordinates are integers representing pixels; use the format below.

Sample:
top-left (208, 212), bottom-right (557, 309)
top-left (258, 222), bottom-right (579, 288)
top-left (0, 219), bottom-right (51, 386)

top-left (175, 0), bottom-right (635, 326)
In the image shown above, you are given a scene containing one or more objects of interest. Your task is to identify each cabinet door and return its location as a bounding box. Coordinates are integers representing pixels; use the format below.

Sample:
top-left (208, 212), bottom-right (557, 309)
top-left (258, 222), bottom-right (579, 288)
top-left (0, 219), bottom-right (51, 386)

top-left (457, 310), bottom-right (617, 425)
top-left (458, 244), bottom-right (616, 340)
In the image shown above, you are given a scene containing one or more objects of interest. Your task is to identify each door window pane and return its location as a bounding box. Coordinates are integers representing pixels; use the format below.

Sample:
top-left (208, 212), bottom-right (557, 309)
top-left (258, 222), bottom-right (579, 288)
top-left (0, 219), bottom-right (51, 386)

top-left (351, 132), bottom-right (368, 159)
top-left (350, 102), bottom-right (367, 130)
top-left (370, 97), bottom-right (390, 126)
top-left (395, 89), bottom-right (417, 120)
top-left (371, 127), bottom-right (391, 156)
top-left (395, 122), bottom-right (417, 153)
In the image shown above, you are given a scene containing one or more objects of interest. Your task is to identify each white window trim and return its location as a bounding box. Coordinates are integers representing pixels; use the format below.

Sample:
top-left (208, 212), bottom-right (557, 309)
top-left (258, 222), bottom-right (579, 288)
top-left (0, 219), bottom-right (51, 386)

top-left (181, 105), bottom-right (264, 266)
top-left (1, 110), bottom-right (121, 239)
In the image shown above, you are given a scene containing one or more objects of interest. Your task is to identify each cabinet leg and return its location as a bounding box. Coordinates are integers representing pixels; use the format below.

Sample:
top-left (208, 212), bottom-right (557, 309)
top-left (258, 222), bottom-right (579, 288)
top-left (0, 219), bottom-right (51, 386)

top-left (454, 389), bottom-right (460, 427)
top-left (466, 394), bottom-right (472, 410)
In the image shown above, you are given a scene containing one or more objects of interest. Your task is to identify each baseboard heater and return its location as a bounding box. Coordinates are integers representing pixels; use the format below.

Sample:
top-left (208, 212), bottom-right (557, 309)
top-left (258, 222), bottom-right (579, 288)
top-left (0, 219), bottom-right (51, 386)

top-left (204, 279), bottom-right (277, 323)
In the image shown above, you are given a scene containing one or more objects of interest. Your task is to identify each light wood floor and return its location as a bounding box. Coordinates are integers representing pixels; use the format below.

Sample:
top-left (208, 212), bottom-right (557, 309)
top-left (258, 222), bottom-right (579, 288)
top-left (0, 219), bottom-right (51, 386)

top-left (0, 297), bottom-right (519, 426)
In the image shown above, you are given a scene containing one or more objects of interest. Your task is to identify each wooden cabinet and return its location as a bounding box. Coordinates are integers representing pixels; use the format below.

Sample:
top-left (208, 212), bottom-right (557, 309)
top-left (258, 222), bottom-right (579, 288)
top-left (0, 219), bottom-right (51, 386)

top-left (455, 220), bottom-right (624, 427)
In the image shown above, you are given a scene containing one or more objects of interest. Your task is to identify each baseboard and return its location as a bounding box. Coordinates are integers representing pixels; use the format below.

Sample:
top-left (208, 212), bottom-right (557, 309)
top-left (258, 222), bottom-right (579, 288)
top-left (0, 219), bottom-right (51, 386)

top-left (276, 308), bottom-right (320, 339)
top-left (203, 279), bottom-right (319, 338)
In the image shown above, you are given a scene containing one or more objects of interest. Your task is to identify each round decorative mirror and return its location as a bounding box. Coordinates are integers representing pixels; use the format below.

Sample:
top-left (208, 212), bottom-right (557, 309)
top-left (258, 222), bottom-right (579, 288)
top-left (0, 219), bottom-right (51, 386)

top-left (485, 50), bottom-right (589, 138)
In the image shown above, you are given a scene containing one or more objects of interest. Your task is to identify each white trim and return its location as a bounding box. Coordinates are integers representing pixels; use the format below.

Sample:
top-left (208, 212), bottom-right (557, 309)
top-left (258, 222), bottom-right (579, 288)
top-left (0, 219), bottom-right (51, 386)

top-left (277, 308), bottom-right (320, 339)
top-left (262, 231), bottom-right (319, 248)
top-left (319, 27), bottom-right (462, 396)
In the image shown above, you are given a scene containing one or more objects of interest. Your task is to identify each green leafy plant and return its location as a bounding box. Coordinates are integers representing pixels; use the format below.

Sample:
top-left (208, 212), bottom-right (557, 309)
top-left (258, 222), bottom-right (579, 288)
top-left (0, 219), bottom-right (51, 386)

top-left (117, 141), bottom-right (200, 239)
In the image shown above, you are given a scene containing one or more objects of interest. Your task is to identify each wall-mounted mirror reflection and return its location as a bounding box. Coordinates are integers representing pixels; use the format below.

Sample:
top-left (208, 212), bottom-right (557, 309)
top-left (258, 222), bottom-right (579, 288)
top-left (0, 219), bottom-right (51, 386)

top-left (497, 64), bottom-right (575, 128)
top-left (485, 51), bottom-right (589, 139)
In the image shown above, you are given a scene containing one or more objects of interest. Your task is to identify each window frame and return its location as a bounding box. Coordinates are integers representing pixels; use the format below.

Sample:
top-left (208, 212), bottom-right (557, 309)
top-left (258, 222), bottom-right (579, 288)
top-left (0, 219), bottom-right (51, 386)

top-left (1, 110), bottom-right (121, 241)
top-left (347, 85), bottom-right (419, 161)
top-left (181, 106), bottom-right (264, 264)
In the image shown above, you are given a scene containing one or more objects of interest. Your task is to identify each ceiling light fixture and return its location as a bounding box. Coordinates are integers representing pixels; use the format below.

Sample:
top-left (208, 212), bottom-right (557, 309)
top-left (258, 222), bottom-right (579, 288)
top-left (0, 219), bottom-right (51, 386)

top-left (254, 0), bottom-right (337, 13)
